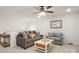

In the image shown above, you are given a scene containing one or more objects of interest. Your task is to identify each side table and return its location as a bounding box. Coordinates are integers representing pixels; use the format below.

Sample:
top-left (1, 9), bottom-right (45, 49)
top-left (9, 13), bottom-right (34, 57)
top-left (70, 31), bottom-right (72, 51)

top-left (0, 34), bottom-right (10, 47)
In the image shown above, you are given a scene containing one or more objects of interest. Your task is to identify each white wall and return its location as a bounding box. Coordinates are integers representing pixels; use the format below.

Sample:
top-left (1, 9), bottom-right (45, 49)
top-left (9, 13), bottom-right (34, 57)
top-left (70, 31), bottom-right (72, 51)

top-left (27, 12), bottom-right (79, 45)
top-left (0, 17), bottom-right (26, 47)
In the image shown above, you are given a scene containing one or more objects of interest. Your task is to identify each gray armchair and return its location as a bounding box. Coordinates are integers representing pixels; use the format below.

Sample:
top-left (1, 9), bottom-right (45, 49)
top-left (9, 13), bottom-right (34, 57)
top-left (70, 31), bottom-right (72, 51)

top-left (48, 32), bottom-right (64, 45)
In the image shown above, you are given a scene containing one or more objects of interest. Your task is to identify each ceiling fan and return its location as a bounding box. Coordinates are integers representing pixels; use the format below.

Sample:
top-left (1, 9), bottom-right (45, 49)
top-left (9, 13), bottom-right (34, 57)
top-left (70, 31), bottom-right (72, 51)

top-left (32, 6), bottom-right (54, 14)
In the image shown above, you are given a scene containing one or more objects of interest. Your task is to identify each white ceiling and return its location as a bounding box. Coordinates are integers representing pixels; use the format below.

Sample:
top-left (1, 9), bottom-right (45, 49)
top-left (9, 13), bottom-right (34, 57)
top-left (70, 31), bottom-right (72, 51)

top-left (0, 6), bottom-right (79, 21)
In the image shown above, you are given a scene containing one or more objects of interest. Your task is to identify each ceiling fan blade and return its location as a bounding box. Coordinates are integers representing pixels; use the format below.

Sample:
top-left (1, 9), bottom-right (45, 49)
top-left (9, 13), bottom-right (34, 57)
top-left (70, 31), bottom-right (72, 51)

top-left (34, 7), bottom-right (40, 10)
top-left (32, 8), bottom-right (40, 13)
top-left (45, 11), bottom-right (54, 13)
top-left (32, 10), bottom-right (41, 14)
top-left (46, 6), bottom-right (52, 9)
top-left (32, 12), bottom-right (40, 14)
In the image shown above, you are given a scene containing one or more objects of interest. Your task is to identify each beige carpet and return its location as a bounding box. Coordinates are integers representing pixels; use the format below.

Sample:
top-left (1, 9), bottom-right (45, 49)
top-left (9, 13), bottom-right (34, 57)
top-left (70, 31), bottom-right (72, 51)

top-left (0, 44), bottom-right (79, 53)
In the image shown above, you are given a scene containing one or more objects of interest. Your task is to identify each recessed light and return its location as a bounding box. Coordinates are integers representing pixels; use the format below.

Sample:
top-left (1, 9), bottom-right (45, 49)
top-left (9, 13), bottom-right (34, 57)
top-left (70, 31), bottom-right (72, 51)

top-left (67, 8), bottom-right (71, 12)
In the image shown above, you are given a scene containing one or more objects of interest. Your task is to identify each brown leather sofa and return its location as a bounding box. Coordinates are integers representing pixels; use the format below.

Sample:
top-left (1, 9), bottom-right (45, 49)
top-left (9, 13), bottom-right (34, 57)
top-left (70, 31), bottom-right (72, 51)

top-left (16, 31), bottom-right (43, 49)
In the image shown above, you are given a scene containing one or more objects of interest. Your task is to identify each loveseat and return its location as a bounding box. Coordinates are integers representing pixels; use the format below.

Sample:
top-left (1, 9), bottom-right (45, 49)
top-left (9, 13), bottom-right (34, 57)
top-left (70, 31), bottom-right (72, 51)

top-left (48, 32), bottom-right (64, 45)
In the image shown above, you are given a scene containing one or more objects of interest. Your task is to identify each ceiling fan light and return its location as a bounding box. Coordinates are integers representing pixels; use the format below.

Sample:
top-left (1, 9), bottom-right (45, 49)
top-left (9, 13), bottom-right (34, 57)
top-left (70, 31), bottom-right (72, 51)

top-left (67, 8), bottom-right (71, 12)
top-left (39, 12), bottom-right (46, 16)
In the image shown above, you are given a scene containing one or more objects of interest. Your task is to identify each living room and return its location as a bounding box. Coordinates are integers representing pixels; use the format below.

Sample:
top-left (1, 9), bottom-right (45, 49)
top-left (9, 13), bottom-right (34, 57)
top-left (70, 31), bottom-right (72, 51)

top-left (0, 6), bottom-right (79, 53)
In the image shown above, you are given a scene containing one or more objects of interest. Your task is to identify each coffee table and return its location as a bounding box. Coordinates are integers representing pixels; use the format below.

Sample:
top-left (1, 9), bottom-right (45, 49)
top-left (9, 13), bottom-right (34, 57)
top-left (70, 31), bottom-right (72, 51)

top-left (35, 39), bottom-right (53, 53)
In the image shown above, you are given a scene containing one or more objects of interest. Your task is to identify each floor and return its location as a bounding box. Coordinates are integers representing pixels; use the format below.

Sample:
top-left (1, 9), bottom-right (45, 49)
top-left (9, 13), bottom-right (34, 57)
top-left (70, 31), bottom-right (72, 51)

top-left (0, 44), bottom-right (79, 53)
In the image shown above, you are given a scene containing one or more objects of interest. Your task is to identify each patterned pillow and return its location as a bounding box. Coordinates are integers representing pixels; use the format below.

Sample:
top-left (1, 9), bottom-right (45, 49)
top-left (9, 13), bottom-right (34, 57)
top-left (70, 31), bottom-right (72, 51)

top-left (31, 34), bottom-right (36, 41)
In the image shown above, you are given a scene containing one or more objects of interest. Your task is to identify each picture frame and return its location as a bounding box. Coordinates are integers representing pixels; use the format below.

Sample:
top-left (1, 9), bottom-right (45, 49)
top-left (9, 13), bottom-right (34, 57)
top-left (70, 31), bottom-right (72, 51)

top-left (50, 20), bottom-right (62, 28)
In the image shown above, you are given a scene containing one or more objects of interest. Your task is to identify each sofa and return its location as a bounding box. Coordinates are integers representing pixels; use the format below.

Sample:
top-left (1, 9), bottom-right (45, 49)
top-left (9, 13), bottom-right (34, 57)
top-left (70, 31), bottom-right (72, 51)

top-left (48, 32), bottom-right (64, 45)
top-left (16, 31), bottom-right (43, 49)
top-left (16, 32), bottom-right (33, 49)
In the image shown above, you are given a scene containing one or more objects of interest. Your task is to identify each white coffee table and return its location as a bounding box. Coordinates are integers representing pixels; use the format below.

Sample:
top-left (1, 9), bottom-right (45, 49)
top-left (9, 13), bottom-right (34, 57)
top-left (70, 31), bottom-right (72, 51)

top-left (35, 39), bottom-right (53, 53)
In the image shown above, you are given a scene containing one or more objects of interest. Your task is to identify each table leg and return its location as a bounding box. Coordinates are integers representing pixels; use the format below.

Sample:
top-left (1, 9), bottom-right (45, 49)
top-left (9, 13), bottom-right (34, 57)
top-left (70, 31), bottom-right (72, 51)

top-left (9, 36), bottom-right (10, 46)
top-left (45, 45), bottom-right (47, 53)
top-left (0, 37), bottom-right (1, 44)
top-left (4, 37), bottom-right (5, 47)
top-left (35, 42), bottom-right (36, 48)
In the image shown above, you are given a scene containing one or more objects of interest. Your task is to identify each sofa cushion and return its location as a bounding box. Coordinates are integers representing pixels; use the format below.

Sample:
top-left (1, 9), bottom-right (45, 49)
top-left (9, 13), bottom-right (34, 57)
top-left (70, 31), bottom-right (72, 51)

top-left (27, 39), bottom-right (33, 43)
top-left (52, 33), bottom-right (57, 37)
top-left (53, 37), bottom-right (62, 40)
top-left (48, 32), bottom-right (59, 37)
top-left (18, 32), bottom-right (23, 37)
top-left (48, 32), bottom-right (54, 37)
top-left (21, 32), bottom-right (28, 39)
top-left (55, 33), bottom-right (63, 38)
